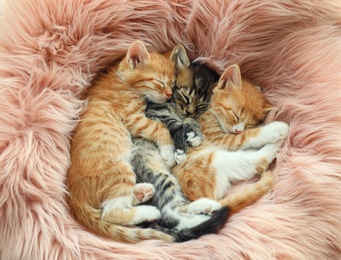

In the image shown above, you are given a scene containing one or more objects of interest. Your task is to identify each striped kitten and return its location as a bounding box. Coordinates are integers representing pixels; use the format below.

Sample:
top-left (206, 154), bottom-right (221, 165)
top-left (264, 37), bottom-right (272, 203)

top-left (172, 61), bottom-right (219, 118)
top-left (144, 60), bottom-right (219, 156)
top-left (67, 40), bottom-right (215, 243)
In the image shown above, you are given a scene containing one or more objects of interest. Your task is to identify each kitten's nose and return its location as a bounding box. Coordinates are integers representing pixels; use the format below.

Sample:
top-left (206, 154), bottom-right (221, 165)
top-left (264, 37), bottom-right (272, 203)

top-left (165, 93), bottom-right (172, 98)
top-left (234, 129), bottom-right (242, 134)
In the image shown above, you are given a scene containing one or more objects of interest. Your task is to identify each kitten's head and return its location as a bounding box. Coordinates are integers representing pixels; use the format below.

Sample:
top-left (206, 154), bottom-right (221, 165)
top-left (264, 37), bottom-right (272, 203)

top-left (209, 64), bottom-right (273, 134)
top-left (172, 60), bottom-right (219, 118)
top-left (118, 40), bottom-right (184, 104)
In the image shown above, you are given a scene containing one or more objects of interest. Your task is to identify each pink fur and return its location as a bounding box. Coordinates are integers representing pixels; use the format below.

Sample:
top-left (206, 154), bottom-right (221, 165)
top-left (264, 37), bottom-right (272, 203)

top-left (1, 0), bottom-right (341, 258)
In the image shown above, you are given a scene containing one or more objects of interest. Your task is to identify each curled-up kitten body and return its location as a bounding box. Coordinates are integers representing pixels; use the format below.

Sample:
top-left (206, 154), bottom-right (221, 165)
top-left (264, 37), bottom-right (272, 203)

top-left (172, 64), bottom-right (289, 209)
top-left (67, 40), bottom-right (185, 243)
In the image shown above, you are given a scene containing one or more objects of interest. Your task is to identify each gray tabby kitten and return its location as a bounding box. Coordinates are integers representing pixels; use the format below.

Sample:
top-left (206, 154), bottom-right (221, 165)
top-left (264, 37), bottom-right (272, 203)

top-left (131, 46), bottom-right (224, 241)
top-left (144, 61), bottom-right (220, 155)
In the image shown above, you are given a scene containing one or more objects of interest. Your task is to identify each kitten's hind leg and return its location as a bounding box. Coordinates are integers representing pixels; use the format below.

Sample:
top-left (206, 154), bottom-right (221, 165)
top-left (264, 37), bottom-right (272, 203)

top-left (212, 141), bottom-right (282, 199)
top-left (180, 198), bottom-right (222, 215)
top-left (102, 197), bottom-right (161, 225)
top-left (132, 183), bottom-right (155, 206)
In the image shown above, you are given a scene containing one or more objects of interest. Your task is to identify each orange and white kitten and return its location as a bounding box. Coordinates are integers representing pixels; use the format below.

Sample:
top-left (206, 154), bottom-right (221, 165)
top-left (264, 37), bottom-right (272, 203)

top-left (172, 64), bottom-right (289, 213)
top-left (67, 41), bottom-right (183, 243)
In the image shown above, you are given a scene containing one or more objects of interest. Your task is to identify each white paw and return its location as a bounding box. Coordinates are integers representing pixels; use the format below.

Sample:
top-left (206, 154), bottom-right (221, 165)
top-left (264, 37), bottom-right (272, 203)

top-left (186, 132), bottom-right (202, 147)
top-left (175, 149), bottom-right (186, 164)
top-left (259, 141), bottom-right (283, 162)
top-left (187, 198), bottom-right (222, 215)
top-left (159, 144), bottom-right (176, 167)
top-left (134, 205), bottom-right (161, 223)
top-left (263, 122), bottom-right (289, 143)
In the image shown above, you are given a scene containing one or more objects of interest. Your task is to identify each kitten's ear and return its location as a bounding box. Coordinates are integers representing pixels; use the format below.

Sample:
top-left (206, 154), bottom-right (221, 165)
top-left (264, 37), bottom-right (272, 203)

top-left (126, 40), bottom-right (151, 69)
top-left (170, 44), bottom-right (192, 88)
top-left (215, 64), bottom-right (242, 91)
top-left (170, 44), bottom-right (190, 68)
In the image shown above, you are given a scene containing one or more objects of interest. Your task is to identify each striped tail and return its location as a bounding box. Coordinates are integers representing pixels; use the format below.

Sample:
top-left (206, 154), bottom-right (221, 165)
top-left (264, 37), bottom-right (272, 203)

top-left (219, 170), bottom-right (275, 216)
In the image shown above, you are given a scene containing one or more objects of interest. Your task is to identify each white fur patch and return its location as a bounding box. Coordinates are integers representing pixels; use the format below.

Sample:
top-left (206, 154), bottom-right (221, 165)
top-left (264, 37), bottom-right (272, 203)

top-left (187, 198), bottom-right (222, 215)
top-left (212, 150), bottom-right (268, 198)
top-left (129, 205), bottom-right (161, 225)
top-left (159, 144), bottom-right (175, 167)
top-left (175, 214), bottom-right (211, 230)
top-left (174, 149), bottom-right (186, 164)
top-left (101, 197), bottom-right (131, 218)
top-left (244, 121), bottom-right (289, 149)
top-left (186, 131), bottom-right (202, 146)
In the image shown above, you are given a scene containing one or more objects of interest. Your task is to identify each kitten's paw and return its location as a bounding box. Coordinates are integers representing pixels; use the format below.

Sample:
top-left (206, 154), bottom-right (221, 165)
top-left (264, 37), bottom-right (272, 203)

top-left (159, 144), bottom-right (176, 167)
top-left (133, 205), bottom-right (161, 224)
top-left (264, 122), bottom-right (289, 143)
top-left (186, 131), bottom-right (202, 147)
top-left (133, 183), bottom-right (155, 204)
top-left (259, 141), bottom-right (284, 164)
top-left (187, 198), bottom-right (222, 215)
top-left (175, 149), bottom-right (186, 164)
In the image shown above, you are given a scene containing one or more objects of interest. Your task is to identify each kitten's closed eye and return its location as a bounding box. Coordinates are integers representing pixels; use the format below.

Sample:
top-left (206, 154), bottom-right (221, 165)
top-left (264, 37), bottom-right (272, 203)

top-left (246, 122), bottom-right (261, 128)
top-left (227, 109), bottom-right (239, 122)
top-left (155, 79), bottom-right (165, 88)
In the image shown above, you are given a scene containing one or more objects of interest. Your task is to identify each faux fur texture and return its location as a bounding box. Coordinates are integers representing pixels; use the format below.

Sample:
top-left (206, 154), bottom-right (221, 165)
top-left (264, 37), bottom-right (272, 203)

top-left (1, 0), bottom-right (341, 259)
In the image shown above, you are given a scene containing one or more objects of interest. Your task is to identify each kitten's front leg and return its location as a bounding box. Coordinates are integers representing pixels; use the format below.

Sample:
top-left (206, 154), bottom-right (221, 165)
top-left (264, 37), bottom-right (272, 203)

top-left (207, 122), bottom-right (289, 151)
top-left (183, 118), bottom-right (202, 147)
top-left (169, 124), bottom-right (188, 164)
top-left (125, 114), bottom-right (175, 167)
top-left (238, 121), bottom-right (289, 150)
top-left (256, 121), bottom-right (289, 146)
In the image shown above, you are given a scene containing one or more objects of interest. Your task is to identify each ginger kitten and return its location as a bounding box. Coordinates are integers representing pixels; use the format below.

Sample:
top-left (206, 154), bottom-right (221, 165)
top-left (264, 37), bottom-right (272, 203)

top-left (67, 41), bottom-right (182, 243)
top-left (173, 64), bottom-right (289, 212)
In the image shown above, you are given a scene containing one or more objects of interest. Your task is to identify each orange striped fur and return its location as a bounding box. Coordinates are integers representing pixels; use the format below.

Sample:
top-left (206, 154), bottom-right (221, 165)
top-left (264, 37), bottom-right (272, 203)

top-left (67, 41), bottom-right (180, 243)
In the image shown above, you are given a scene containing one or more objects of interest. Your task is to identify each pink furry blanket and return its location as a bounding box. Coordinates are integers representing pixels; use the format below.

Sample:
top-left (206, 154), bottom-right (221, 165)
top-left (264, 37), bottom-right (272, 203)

top-left (1, 0), bottom-right (341, 259)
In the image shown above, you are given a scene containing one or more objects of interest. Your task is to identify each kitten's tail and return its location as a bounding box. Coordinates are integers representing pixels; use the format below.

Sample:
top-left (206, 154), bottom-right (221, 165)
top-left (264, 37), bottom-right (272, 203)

top-left (151, 206), bottom-right (229, 242)
top-left (70, 203), bottom-right (175, 243)
top-left (219, 170), bottom-right (275, 216)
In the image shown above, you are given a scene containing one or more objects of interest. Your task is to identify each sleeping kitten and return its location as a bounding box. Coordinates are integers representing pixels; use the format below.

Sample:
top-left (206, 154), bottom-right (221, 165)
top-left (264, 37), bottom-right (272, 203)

top-left (172, 63), bottom-right (289, 209)
top-left (145, 60), bottom-right (219, 156)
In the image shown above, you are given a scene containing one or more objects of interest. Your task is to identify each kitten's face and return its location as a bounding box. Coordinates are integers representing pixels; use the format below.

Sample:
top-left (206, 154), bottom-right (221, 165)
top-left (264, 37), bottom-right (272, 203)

top-left (132, 53), bottom-right (176, 103)
top-left (118, 41), bottom-right (177, 104)
top-left (172, 63), bottom-right (219, 118)
top-left (173, 86), bottom-right (210, 118)
top-left (210, 65), bottom-right (272, 134)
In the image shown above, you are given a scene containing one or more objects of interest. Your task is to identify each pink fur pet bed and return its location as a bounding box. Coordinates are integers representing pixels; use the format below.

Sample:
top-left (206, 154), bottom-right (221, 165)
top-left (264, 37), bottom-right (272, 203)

top-left (1, 0), bottom-right (341, 259)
